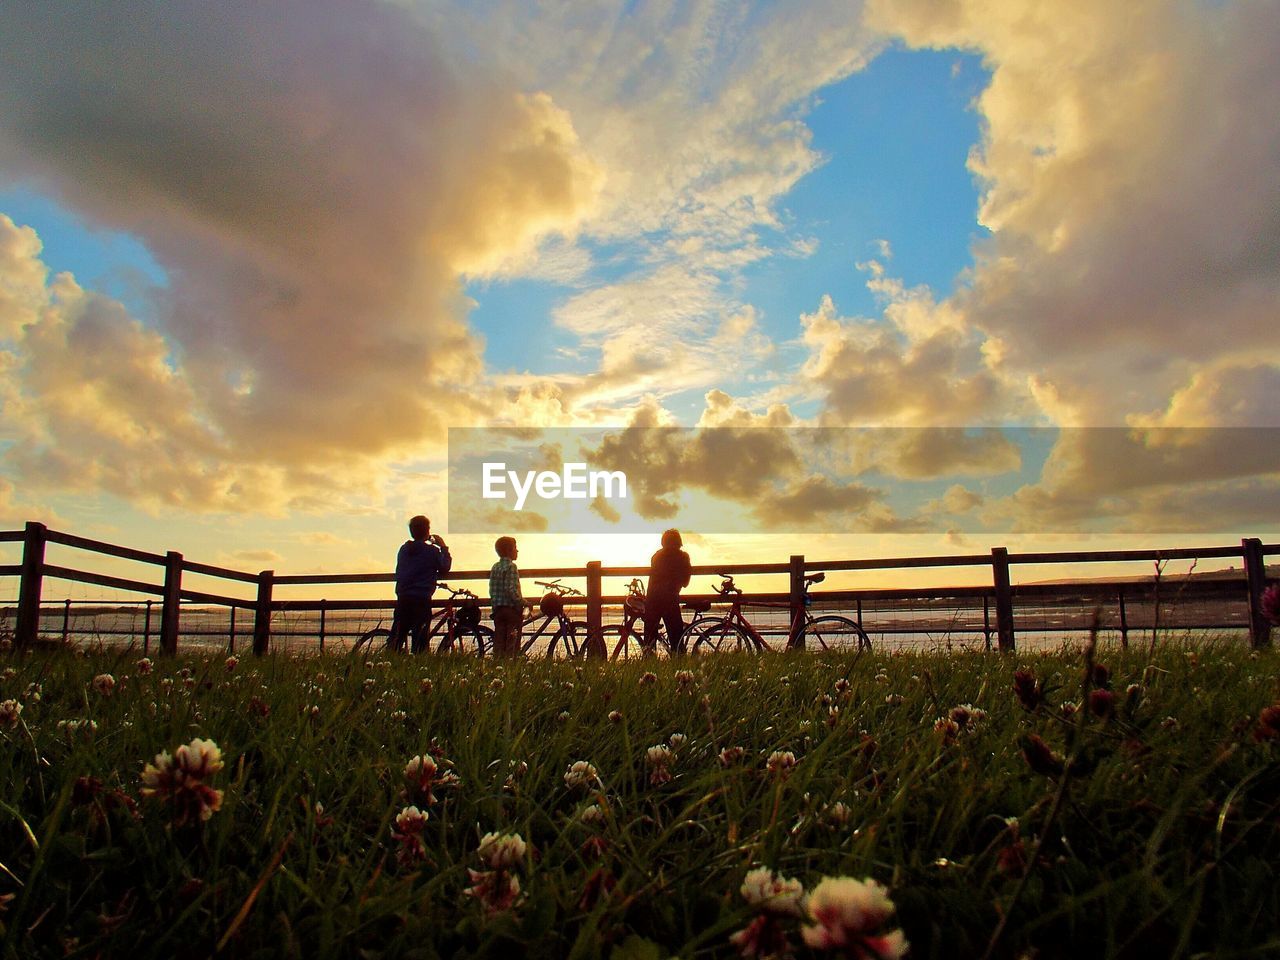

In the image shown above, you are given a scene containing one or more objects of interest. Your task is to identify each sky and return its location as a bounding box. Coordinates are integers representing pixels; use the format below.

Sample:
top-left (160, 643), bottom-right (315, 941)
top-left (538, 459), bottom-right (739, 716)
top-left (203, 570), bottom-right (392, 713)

top-left (1, 0), bottom-right (1279, 599)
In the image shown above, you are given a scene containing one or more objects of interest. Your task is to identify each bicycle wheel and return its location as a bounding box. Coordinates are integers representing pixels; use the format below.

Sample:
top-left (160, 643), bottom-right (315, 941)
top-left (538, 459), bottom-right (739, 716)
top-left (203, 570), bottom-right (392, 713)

top-left (442, 624), bottom-right (493, 657)
top-left (688, 618), bottom-right (754, 655)
top-left (797, 616), bottom-right (871, 653)
top-left (545, 619), bottom-right (580, 659)
top-left (351, 627), bottom-right (391, 657)
top-left (606, 623), bottom-right (656, 660)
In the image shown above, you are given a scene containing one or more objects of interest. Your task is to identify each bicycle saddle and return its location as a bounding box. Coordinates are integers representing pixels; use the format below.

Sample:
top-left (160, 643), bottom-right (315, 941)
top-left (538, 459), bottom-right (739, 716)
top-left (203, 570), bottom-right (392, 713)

top-left (683, 598), bottom-right (712, 613)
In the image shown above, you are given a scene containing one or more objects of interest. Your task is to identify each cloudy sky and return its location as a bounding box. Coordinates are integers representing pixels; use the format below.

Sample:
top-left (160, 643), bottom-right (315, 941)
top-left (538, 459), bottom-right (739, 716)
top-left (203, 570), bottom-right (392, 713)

top-left (1, 0), bottom-right (1278, 587)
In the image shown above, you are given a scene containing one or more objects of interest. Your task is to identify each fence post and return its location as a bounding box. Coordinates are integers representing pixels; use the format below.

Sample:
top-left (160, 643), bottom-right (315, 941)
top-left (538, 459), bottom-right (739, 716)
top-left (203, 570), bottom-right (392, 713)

top-left (253, 570), bottom-right (274, 656)
top-left (787, 555), bottom-right (805, 650)
top-left (992, 547), bottom-right (1015, 653)
top-left (143, 600), bottom-right (153, 655)
top-left (318, 599), bottom-right (327, 653)
top-left (62, 598), bottom-right (71, 645)
top-left (228, 607), bottom-right (236, 654)
top-left (15, 521), bottom-right (47, 649)
top-left (584, 562), bottom-right (605, 658)
top-left (159, 551), bottom-right (182, 655)
top-left (1243, 538), bottom-right (1272, 650)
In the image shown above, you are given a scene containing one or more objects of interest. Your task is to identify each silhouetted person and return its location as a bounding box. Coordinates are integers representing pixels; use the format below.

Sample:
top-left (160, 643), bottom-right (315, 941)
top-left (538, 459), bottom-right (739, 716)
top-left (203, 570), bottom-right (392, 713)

top-left (489, 536), bottom-right (524, 658)
top-left (644, 528), bottom-right (691, 654)
top-left (390, 515), bottom-right (451, 654)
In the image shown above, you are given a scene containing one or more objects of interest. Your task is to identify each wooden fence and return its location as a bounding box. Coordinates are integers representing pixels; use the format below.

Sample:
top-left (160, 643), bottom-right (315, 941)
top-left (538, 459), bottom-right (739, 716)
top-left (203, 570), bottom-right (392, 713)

top-left (1, 522), bottom-right (1275, 654)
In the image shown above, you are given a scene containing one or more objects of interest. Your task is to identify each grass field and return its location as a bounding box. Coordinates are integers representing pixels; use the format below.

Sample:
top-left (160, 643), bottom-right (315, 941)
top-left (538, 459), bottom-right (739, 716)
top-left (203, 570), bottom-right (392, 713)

top-left (1, 640), bottom-right (1278, 959)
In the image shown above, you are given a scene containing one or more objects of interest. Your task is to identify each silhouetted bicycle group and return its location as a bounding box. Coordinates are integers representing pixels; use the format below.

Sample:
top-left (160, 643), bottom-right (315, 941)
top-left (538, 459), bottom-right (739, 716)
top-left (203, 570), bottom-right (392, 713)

top-left (353, 573), bottom-right (870, 658)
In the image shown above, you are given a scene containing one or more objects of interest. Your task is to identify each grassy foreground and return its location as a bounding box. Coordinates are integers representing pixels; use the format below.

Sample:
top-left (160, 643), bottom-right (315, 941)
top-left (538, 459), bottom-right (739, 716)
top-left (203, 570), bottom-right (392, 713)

top-left (1, 642), bottom-right (1278, 959)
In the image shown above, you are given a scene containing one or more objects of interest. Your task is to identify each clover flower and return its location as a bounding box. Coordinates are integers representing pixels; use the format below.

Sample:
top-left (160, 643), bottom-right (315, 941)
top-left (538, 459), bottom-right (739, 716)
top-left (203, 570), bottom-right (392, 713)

top-left (608, 710), bottom-right (623, 724)
top-left (420, 678), bottom-right (434, 695)
top-left (1013, 668), bottom-right (1043, 711)
top-left (801, 876), bottom-right (908, 958)
top-left (668, 732), bottom-right (687, 750)
top-left (404, 754), bottom-right (460, 804)
top-left (477, 831), bottom-right (527, 869)
top-left (646, 744), bottom-right (675, 785)
top-left (766, 750), bottom-right (797, 779)
top-left (729, 867), bottom-right (806, 958)
top-left (57, 718), bottom-right (98, 738)
top-left (391, 805), bottom-right (429, 865)
top-left (92, 674), bottom-right (116, 696)
top-left (741, 867), bottom-right (806, 917)
top-left (466, 832), bottom-right (525, 914)
top-left (135, 658), bottom-right (154, 675)
top-left (674, 669), bottom-right (696, 690)
top-left (580, 803), bottom-right (607, 828)
top-left (0, 699), bottom-right (21, 730)
top-left (1020, 734), bottom-right (1065, 777)
top-left (1088, 688), bottom-right (1116, 719)
top-left (948, 703), bottom-right (986, 731)
top-left (639, 671), bottom-right (657, 686)
top-left (564, 760), bottom-right (600, 791)
top-left (139, 737), bottom-right (225, 826)
top-left (933, 717), bottom-right (960, 745)
top-left (224, 656), bottom-right (239, 672)
top-left (719, 746), bottom-right (747, 767)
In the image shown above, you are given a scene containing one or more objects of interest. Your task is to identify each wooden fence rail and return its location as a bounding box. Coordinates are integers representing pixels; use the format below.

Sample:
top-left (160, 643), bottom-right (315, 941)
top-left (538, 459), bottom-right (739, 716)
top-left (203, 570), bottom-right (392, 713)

top-left (1, 521), bottom-right (1275, 654)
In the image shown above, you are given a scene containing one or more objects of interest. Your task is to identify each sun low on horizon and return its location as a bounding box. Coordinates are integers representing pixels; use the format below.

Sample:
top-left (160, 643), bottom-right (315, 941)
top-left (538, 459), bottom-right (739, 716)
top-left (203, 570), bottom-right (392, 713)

top-left (1, 0), bottom-right (1278, 592)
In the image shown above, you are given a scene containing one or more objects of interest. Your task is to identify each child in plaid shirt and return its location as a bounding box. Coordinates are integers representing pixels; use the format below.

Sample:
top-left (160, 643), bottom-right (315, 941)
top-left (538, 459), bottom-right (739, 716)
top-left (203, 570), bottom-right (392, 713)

top-left (489, 537), bottom-right (524, 658)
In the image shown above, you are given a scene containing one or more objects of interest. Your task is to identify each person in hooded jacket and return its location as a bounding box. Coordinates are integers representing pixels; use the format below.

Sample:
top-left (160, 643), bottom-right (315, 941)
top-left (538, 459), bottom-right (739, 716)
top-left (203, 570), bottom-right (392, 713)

top-left (644, 528), bottom-right (691, 654)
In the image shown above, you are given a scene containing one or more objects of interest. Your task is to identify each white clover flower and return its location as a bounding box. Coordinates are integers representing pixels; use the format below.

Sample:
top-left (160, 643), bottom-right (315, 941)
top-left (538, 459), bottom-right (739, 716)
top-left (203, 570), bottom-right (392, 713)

top-left (580, 804), bottom-right (607, 828)
top-left (135, 658), bottom-right (154, 675)
top-left (0, 699), bottom-right (21, 729)
top-left (801, 876), bottom-right (906, 957)
top-left (718, 746), bottom-right (747, 767)
top-left (477, 831), bottom-right (526, 869)
top-left (394, 805), bottom-right (429, 834)
top-left (608, 710), bottom-right (623, 724)
top-left (646, 744), bottom-right (675, 767)
top-left (224, 656), bottom-right (239, 672)
top-left (668, 732), bottom-right (687, 750)
top-left (564, 760), bottom-right (599, 791)
top-left (639, 671), bottom-right (657, 686)
top-left (139, 737), bottom-right (225, 825)
top-left (741, 867), bottom-right (806, 917)
top-left (92, 674), bottom-right (116, 696)
top-left (766, 750), bottom-right (797, 778)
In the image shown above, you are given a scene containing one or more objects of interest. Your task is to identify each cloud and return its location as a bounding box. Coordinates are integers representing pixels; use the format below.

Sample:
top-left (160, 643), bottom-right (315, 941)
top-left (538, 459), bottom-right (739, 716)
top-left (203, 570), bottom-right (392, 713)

top-left (0, 2), bottom-right (601, 508)
top-left (798, 293), bottom-right (1012, 427)
top-left (866, 0), bottom-right (1280, 427)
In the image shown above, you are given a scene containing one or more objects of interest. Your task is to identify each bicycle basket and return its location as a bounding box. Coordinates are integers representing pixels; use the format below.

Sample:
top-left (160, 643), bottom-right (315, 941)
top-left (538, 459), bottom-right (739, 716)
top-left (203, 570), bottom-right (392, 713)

top-left (624, 594), bottom-right (646, 615)
top-left (539, 592), bottom-right (565, 617)
top-left (456, 598), bottom-right (482, 630)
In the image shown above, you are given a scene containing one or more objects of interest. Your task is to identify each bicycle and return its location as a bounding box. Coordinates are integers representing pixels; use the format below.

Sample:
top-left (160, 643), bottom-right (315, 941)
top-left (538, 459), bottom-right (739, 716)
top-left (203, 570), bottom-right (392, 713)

top-left (351, 583), bottom-right (493, 657)
top-left (605, 578), bottom-right (680, 659)
top-left (685, 572), bottom-right (870, 654)
top-left (519, 580), bottom-right (586, 659)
